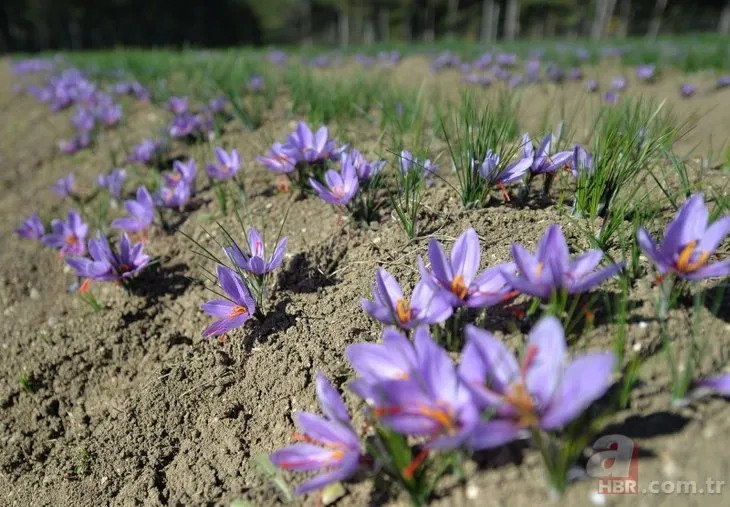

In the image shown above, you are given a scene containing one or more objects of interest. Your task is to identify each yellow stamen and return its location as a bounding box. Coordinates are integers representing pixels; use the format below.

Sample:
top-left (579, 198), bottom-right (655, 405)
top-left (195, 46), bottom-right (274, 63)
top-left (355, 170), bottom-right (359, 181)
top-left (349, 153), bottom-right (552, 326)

top-left (396, 299), bottom-right (412, 324)
top-left (418, 403), bottom-right (457, 434)
top-left (676, 240), bottom-right (710, 273)
top-left (503, 382), bottom-right (539, 427)
top-left (451, 274), bottom-right (468, 300)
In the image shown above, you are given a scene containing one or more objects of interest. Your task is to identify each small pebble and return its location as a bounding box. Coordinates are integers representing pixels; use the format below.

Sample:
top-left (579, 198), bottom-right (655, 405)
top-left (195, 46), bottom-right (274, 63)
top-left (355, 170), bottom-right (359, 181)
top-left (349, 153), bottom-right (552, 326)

top-left (29, 288), bottom-right (40, 300)
top-left (632, 342), bottom-right (642, 352)
top-left (590, 491), bottom-right (607, 505)
top-left (638, 321), bottom-right (647, 329)
top-left (465, 483), bottom-right (479, 500)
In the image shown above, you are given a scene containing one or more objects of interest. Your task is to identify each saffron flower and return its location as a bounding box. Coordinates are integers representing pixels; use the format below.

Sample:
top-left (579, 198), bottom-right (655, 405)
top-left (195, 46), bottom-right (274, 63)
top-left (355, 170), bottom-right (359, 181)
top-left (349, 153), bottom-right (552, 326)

top-left (635, 64), bottom-right (656, 82)
top-left (368, 327), bottom-right (478, 450)
top-left (346, 149), bottom-right (385, 180)
top-left (206, 147), bottom-right (242, 181)
top-left (169, 112), bottom-right (205, 139)
top-left (421, 228), bottom-right (515, 308)
top-left (361, 268), bottom-right (452, 329)
top-left (255, 142), bottom-right (297, 174)
top-left (168, 96), bottom-right (188, 114)
top-left (460, 317), bottom-right (615, 450)
top-left (97, 168), bottom-right (127, 198)
top-left (15, 213), bottom-right (45, 240)
top-left (309, 160), bottom-right (359, 206)
top-left (637, 194), bottom-right (730, 280)
top-left (112, 186), bottom-right (155, 233)
top-left (611, 76), bottom-right (626, 90)
top-left (128, 139), bottom-right (162, 165)
top-left (477, 150), bottom-right (532, 188)
top-left (53, 173), bottom-right (76, 198)
top-left (225, 227), bottom-right (287, 276)
top-left (502, 224), bottom-right (623, 299)
top-left (693, 373), bottom-right (730, 398)
top-left (680, 83), bottom-right (696, 98)
top-left (42, 209), bottom-right (88, 257)
top-left (66, 233), bottom-right (149, 282)
top-left (522, 134), bottom-right (572, 175)
top-left (570, 145), bottom-right (594, 179)
top-left (604, 91), bottom-right (620, 105)
top-left (286, 122), bottom-right (342, 164)
top-left (346, 328), bottom-right (423, 402)
top-left (270, 373), bottom-right (360, 495)
top-left (201, 265), bottom-right (256, 338)
top-left (97, 102), bottom-right (122, 126)
top-left (155, 181), bottom-right (190, 209)
top-left (163, 159), bottom-right (197, 189)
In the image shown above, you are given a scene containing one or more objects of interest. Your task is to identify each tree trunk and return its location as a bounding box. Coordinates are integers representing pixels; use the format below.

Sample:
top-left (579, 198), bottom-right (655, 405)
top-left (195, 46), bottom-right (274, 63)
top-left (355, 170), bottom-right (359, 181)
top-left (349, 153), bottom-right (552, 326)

top-left (423, 0), bottom-right (435, 42)
top-left (480, 0), bottom-right (495, 42)
top-left (719, 1), bottom-right (730, 34)
top-left (504, 0), bottom-right (520, 41)
top-left (301, 0), bottom-right (312, 45)
top-left (447, 0), bottom-right (460, 36)
top-left (379, 7), bottom-right (390, 42)
top-left (617, 0), bottom-right (631, 37)
top-left (591, 0), bottom-right (618, 39)
top-left (492, 4), bottom-right (501, 41)
top-left (339, 10), bottom-right (349, 47)
top-left (647, 0), bottom-right (668, 39)
top-left (364, 17), bottom-right (375, 44)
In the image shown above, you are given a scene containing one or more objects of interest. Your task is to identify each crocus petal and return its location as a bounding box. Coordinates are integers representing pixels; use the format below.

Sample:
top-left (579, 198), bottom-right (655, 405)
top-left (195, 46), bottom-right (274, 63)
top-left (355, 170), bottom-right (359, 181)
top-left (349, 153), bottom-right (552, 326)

top-left (568, 250), bottom-right (603, 279)
top-left (637, 227), bottom-right (666, 270)
top-left (683, 260), bottom-right (730, 280)
top-left (469, 419), bottom-right (527, 450)
top-left (451, 228), bottom-right (481, 285)
top-left (324, 169), bottom-right (343, 191)
top-left (201, 299), bottom-right (238, 317)
top-left (361, 298), bottom-right (396, 325)
top-left (428, 239), bottom-right (453, 286)
top-left (567, 262), bottom-right (623, 294)
top-left (524, 316), bottom-right (567, 408)
top-left (661, 194), bottom-right (708, 254)
top-left (461, 325), bottom-right (519, 402)
top-left (540, 352), bottom-right (616, 429)
top-left (698, 216), bottom-right (730, 254)
top-left (375, 268), bottom-right (404, 309)
top-left (315, 373), bottom-right (351, 425)
top-left (509, 243), bottom-right (541, 288)
top-left (201, 313), bottom-right (250, 338)
top-left (695, 373), bottom-right (730, 397)
top-left (270, 443), bottom-right (343, 473)
top-left (294, 452), bottom-right (359, 495)
top-left (217, 265), bottom-right (251, 307)
top-left (268, 237), bottom-right (288, 271)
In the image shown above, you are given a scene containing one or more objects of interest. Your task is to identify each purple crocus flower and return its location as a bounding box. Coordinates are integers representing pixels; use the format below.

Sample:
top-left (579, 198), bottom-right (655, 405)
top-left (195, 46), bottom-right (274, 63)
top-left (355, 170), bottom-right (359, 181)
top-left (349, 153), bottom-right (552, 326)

top-left (66, 233), bottom-right (150, 282)
top-left (97, 168), bottom-right (127, 198)
top-left (637, 194), bottom-right (730, 280)
top-left (420, 228), bottom-right (515, 308)
top-left (225, 227), bottom-right (287, 276)
top-left (717, 76), bottom-right (730, 89)
top-left (163, 159), bottom-right (197, 189)
top-left (309, 161), bottom-right (359, 206)
top-left (693, 373), bottom-right (730, 398)
top-left (155, 181), bottom-right (190, 209)
top-left (97, 102), bottom-right (122, 126)
top-left (604, 90), bottom-right (620, 105)
top-left (584, 79), bottom-right (599, 92)
top-left (611, 76), bottom-right (627, 90)
top-left (502, 224), bottom-right (623, 299)
top-left (42, 209), bottom-right (88, 257)
top-left (128, 139), bottom-right (161, 165)
top-left (255, 142), bottom-right (297, 174)
top-left (345, 149), bottom-right (385, 180)
top-left (201, 265), bottom-right (256, 338)
top-left (635, 64), bottom-right (655, 82)
top-left (71, 106), bottom-right (95, 132)
top-left (270, 373), bottom-right (361, 495)
top-left (15, 213), bottom-right (45, 240)
top-left (368, 327), bottom-right (479, 450)
top-left (680, 83), bottom-right (696, 98)
top-left (569, 67), bottom-right (583, 81)
top-left (169, 112), bottom-right (204, 139)
top-left (168, 96), bottom-right (188, 114)
top-left (206, 147), bottom-right (242, 181)
top-left (112, 186), bottom-right (155, 233)
top-left (477, 150), bottom-right (532, 188)
top-left (459, 316), bottom-right (616, 450)
top-left (523, 134), bottom-right (573, 175)
top-left (208, 96), bottom-right (227, 114)
top-left (570, 145), bottom-right (594, 179)
top-left (53, 173), bottom-right (76, 198)
top-left (248, 75), bottom-right (264, 92)
top-left (361, 268), bottom-right (452, 329)
top-left (287, 122), bottom-right (342, 164)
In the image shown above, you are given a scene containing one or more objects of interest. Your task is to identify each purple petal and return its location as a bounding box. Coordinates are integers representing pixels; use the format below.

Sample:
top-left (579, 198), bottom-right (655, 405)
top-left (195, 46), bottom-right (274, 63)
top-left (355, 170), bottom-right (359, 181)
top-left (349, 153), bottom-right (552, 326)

top-left (540, 352), bottom-right (616, 429)
top-left (428, 239), bottom-right (453, 286)
top-left (525, 316), bottom-right (567, 408)
top-left (201, 299), bottom-right (238, 317)
top-left (294, 452), bottom-right (359, 495)
top-left (315, 373), bottom-right (351, 425)
top-left (695, 373), bottom-right (730, 397)
top-left (698, 216), bottom-right (730, 254)
top-left (568, 262), bottom-right (623, 294)
top-left (450, 228), bottom-right (480, 285)
top-left (661, 194), bottom-right (708, 254)
top-left (637, 227), bottom-right (667, 270)
top-left (469, 419), bottom-right (527, 450)
top-left (683, 260), bottom-right (730, 280)
top-left (270, 443), bottom-right (342, 473)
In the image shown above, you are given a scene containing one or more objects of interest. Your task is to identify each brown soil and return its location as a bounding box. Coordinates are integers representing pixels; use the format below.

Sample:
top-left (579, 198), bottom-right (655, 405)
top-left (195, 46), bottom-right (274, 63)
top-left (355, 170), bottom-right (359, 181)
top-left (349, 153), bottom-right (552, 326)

top-left (1, 56), bottom-right (730, 507)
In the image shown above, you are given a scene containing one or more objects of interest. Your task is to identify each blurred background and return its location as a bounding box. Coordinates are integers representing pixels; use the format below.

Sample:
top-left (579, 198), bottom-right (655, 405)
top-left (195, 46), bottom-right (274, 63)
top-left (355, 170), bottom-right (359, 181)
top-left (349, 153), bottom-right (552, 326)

top-left (1, 0), bottom-right (730, 53)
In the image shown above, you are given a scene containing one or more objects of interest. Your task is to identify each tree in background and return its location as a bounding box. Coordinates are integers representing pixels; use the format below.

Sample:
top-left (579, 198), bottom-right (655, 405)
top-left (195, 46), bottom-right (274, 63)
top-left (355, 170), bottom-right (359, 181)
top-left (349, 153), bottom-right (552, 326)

top-left (2, 0), bottom-right (730, 53)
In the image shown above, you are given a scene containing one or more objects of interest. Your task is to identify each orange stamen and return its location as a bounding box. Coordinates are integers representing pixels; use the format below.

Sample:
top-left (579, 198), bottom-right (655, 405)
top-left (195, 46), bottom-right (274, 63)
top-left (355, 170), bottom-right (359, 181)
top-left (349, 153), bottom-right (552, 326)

top-left (228, 305), bottom-right (249, 318)
top-left (403, 449), bottom-right (429, 480)
top-left (675, 241), bottom-right (710, 273)
top-left (396, 299), bottom-right (412, 324)
top-left (535, 262), bottom-right (544, 277)
top-left (417, 403), bottom-right (457, 434)
top-left (79, 278), bottom-right (91, 294)
top-left (451, 274), bottom-right (468, 300)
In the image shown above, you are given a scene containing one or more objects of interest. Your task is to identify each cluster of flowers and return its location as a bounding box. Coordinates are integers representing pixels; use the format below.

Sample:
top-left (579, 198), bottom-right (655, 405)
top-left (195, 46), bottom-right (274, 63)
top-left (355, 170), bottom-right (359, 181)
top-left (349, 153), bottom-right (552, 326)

top-left (166, 95), bottom-right (224, 141)
top-left (270, 193), bottom-right (730, 496)
top-left (270, 316), bottom-right (615, 495)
